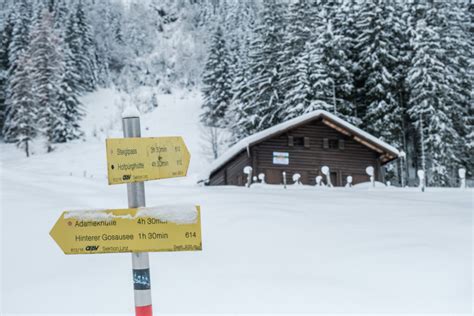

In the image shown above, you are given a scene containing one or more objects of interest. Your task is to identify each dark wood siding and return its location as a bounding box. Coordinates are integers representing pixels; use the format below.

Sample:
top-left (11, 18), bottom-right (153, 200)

top-left (208, 118), bottom-right (387, 186)
top-left (209, 167), bottom-right (226, 185)
top-left (209, 150), bottom-right (251, 186)
top-left (255, 120), bottom-right (379, 186)
top-left (253, 119), bottom-right (380, 185)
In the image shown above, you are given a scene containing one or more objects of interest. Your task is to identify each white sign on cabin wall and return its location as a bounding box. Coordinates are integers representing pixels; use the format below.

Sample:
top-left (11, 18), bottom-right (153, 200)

top-left (273, 152), bottom-right (289, 165)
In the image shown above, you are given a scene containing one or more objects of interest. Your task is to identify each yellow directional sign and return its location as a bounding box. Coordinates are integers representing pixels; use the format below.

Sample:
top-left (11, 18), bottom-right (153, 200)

top-left (50, 206), bottom-right (202, 255)
top-left (106, 137), bottom-right (191, 185)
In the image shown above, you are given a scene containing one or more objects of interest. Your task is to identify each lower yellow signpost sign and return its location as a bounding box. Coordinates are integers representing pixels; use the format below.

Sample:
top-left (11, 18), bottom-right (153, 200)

top-left (50, 206), bottom-right (202, 255)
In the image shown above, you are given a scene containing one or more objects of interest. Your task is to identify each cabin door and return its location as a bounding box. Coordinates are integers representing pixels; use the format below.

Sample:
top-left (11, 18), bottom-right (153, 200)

top-left (265, 169), bottom-right (282, 184)
top-left (352, 173), bottom-right (368, 185)
top-left (330, 171), bottom-right (338, 186)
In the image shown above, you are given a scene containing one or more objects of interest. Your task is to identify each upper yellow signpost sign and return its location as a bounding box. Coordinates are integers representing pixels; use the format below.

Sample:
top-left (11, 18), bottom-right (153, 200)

top-left (50, 206), bottom-right (202, 255)
top-left (106, 137), bottom-right (190, 185)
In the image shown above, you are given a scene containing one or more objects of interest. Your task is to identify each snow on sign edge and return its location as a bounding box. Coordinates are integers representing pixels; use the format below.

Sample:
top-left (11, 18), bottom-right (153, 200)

top-left (200, 109), bottom-right (401, 182)
top-left (136, 204), bottom-right (198, 224)
top-left (63, 204), bottom-right (198, 225)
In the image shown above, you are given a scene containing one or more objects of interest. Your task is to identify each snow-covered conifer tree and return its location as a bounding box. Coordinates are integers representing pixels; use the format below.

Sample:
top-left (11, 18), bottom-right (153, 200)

top-left (224, 1), bottom-right (257, 88)
top-left (279, 0), bottom-right (312, 116)
top-left (333, 0), bottom-right (360, 117)
top-left (2, 0), bottom-right (32, 142)
top-left (355, 0), bottom-right (404, 145)
top-left (54, 44), bottom-right (84, 142)
top-left (333, 0), bottom-right (358, 67)
top-left (87, 0), bottom-right (125, 86)
top-left (309, 21), bottom-right (356, 124)
top-left (227, 32), bottom-right (253, 141)
top-left (4, 51), bottom-right (37, 156)
top-left (29, 9), bottom-right (64, 148)
top-left (201, 25), bottom-right (233, 128)
top-left (52, 0), bottom-right (70, 30)
top-left (236, 0), bottom-right (285, 137)
top-left (464, 2), bottom-right (474, 176)
top-left (441, 2), bottom-right (473, 175)
top-left (283, 42), bottom-right (318, 119)
top-left (68, 0), bottom-right (97, 92)
top-left (0, 10), bottom-right (14, 136)
top-left (406, 17), bottom-right (459, 186)
top-left (225, 2), bottom-right (258, 141)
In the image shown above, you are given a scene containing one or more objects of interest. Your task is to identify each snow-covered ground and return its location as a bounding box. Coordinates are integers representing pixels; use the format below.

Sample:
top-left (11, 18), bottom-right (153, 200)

top-left (1, 89), bottom-right (472, 315)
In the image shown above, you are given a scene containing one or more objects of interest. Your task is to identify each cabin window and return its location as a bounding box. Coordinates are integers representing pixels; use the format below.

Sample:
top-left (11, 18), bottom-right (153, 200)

top-left (289, 135), bottom-right (306, 147)
top-left (329, 139), bottom-right (338, 149)
top-left (338, 139), bottom-right (345, 150)
top-left (323, 138), bottom-right (341, 149)
top-left (294, 136), bottom-right (304, 146)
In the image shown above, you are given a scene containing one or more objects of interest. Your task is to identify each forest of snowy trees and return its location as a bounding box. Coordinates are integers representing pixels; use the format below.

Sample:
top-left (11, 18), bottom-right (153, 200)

top-left (0, 0), bottom-right (472, 186)
top-left (200, 0), bottom-right (473, 187)
top-left (0, 0), bottom-right (211, 155)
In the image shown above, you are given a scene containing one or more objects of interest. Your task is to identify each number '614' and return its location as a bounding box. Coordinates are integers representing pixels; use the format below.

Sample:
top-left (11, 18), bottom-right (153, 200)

top-left (185, 232), bottom-right (196, 238)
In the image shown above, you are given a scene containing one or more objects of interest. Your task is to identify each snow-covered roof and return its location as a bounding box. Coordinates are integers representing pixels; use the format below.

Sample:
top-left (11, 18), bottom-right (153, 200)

top-left (201, 110), bottom-right (400, 182)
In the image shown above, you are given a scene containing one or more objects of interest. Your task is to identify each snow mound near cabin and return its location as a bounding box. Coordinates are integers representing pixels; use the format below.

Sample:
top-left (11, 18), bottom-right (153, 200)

top-left (353, 181), bottom-right (388, 188)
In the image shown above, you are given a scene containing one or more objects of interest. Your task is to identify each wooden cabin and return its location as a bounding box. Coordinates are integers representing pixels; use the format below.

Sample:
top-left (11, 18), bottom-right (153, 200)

top-left (201, 110), bottom-right (400, 186)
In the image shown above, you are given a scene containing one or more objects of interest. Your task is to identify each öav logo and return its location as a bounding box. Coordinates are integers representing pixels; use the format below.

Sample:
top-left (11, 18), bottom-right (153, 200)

top-left (85, 245), bottom-right (99, 251)
top-left (122, 175), bottom-right (131, 180)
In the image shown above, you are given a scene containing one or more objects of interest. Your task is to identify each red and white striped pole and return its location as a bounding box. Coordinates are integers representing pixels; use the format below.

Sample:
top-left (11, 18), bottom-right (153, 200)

top-left (122, 109), bottom-right (153, 316)
top-left (132, 253), bottom-right (152, 316)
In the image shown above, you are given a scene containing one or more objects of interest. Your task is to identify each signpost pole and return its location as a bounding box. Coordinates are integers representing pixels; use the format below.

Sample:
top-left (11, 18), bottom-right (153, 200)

top-left (122, 111), bottom-right (153, 316)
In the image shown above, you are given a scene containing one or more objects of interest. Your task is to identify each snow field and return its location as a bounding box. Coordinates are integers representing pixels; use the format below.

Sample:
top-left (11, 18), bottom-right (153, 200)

top-left (1, 175), bottom-right (472, 314)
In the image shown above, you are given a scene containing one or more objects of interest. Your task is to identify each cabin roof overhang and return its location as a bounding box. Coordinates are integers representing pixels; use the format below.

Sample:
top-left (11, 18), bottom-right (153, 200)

top-left (201, 110), bottom-right (400, 182)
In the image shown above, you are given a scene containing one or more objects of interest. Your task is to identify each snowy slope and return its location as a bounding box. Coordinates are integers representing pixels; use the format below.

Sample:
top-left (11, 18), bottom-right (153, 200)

top-left (0, 88), bottom-right (207, 185)
top-left (1, 89), bottom-right (473, 315)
